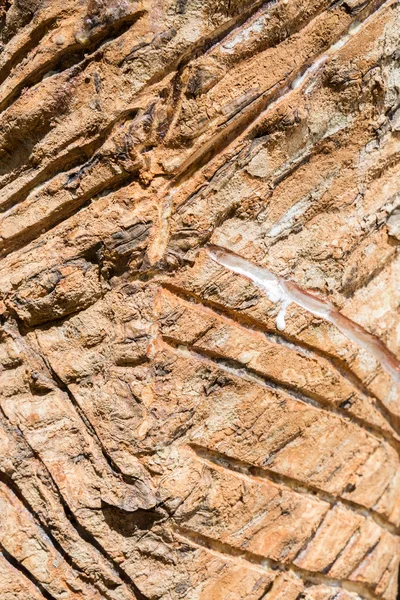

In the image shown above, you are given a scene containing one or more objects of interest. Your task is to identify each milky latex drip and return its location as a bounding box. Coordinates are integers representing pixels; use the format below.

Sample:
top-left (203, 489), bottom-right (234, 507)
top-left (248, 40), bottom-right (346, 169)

top-left (206, 244), bottom-right (400, 386)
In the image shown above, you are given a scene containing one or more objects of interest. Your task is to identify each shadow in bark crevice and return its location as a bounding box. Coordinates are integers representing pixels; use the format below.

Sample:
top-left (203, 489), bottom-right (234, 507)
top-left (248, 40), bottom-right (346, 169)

top-left (101, 503), bottom-right (166, 538)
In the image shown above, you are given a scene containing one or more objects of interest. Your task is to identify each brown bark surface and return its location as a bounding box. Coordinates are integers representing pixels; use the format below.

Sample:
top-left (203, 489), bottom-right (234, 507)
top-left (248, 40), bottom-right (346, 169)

top-left (0, 0), bottom-right (400, 598)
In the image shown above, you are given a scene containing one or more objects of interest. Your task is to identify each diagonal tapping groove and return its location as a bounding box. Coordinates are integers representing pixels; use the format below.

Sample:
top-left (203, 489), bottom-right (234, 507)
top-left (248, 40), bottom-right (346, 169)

top-left (0, 104), bottom-right (140, 214)
top-left (160, 324), bottom-right (400, 452)
top-left (187, 443), bottom-right (400, 536)
top-left (205, 244), bottom-right (400, 388)
top-left (172, 527), bottom-right (385, 600)
top-left (159, 280), bottom-right (400, 442)
top-left (0, 0), bottom-right (399, 596)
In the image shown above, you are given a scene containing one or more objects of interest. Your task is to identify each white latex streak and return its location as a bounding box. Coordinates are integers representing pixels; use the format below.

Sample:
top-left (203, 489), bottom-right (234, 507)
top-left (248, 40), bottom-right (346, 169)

top-left (206, 245), bottom-right (400, 386)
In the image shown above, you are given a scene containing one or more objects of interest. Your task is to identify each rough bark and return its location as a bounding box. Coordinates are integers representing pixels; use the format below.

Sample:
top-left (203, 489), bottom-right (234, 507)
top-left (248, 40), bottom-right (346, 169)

top-left (0, 0), bottom-right (400, 599)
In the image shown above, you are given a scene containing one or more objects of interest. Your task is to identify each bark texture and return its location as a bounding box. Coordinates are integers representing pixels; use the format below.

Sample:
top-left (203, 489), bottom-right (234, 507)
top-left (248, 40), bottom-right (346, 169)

top-left (0, 0), bottom-right (400, 598)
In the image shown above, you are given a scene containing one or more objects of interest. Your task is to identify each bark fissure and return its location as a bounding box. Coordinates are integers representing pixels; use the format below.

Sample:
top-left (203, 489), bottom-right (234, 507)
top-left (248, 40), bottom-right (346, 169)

top-left (1, 0), bottom-right (399, 597)
top-left (160, 282), bottom-right (399, 436)
top-left (172, 527), bottom-right (384, 600)
top-left (188, 443), bottom-right (399, 536)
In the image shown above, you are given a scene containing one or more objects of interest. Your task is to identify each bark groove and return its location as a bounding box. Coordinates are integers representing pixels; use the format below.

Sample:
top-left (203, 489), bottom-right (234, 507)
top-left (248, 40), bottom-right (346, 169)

top-left (0, 0), bottom-right (399, 598)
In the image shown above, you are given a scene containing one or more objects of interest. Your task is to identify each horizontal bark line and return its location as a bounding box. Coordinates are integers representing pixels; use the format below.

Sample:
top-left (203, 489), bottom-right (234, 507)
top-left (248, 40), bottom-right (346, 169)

top-left (160, 337), bottom-right (400, 496)
top-left (187, 443), bottom-right (400, 536)
top-left (5, 310), bottom-right (390, 592)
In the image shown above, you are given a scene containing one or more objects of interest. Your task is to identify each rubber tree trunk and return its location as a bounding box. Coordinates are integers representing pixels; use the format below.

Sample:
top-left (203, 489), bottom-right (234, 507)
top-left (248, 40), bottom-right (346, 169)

top-left (0, 0), bottom-right (399, 599)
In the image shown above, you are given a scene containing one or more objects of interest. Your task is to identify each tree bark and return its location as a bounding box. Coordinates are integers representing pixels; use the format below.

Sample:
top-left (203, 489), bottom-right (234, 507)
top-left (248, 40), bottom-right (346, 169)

top-left (0, 0), bottom-right (399, 599)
